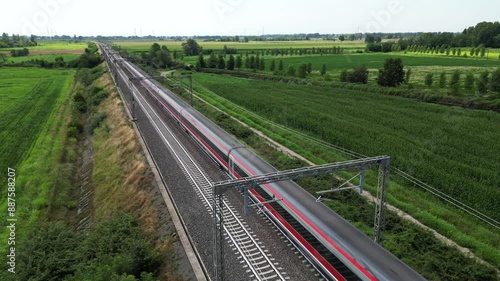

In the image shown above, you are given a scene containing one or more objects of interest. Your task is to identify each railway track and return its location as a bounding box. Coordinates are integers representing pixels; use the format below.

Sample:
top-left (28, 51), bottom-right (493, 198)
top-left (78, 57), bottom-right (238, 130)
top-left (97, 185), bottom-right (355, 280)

top-left (102, 45), bottom-right (428, 281)
top-left (252, 186), bottom-right (360, 281)
top-left (117, 63), bottom-right (286, 281)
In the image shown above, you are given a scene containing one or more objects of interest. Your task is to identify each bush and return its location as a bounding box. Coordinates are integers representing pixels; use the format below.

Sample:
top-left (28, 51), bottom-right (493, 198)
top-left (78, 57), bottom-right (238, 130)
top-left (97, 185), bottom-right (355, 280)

top-left (75, 67), bottom-right (104, 86)
top-left (439, 72), bottom-right (447, 88)
top-left (340, 65), bottom-right (369, 84)
top-left (450, 70), bottom-right (461, 94)
top-left (88, 89), bottom-right (109, 108)
top-left (18, 214), bottom-right (162, 281)
top-left (477, 71), bottom-right (490, 94)
top-left (377, 58), bottom-right (405, 87)
top-left (490, 67), bottom-right (500, 93)
top-left (424, 73), bottom-right (434, 87)
top-left (464, 73), bottom-right (475, 91)
top-left (89, 112), bottom-right (107, 134)
top-left (18, 223), bottom-right (80, 280)
top-left (10, 48), bottom-right (29, 57)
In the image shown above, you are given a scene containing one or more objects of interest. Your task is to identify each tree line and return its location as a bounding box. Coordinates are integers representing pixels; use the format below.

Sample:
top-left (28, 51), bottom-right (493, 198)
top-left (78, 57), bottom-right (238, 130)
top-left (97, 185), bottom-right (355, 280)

top-left (365, 21), bottom-right (500, 53)
top-left (0, 33), bottom-right (37, 48)
top-left (182, 38), bottom-right (345, 57)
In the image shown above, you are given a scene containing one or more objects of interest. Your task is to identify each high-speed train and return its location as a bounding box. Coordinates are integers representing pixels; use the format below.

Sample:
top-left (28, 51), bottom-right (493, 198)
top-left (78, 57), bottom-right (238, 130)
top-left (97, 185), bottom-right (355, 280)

top-left (101, 44), bottom-right (426, 281)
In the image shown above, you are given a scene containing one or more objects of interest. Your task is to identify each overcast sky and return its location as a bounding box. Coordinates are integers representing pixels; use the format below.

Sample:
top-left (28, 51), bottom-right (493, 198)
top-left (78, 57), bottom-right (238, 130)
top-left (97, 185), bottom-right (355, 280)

top-left (2, 0), bottom-right (499, 36)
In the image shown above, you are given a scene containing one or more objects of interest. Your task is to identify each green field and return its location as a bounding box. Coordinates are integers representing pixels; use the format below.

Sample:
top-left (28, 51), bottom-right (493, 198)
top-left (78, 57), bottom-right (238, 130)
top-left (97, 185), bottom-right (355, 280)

top-left (0, 68), bottom-right (75, 270)
top-left (0, 68), bottom-right (74, 166)
top-left (113, 39), bottom-right (366, 52)
top-left (1, 41), bottom-right (87, 51)
top-left (5, 54), bottom-right (81, 63)
top-left (262, 52), bottom-right (500, 71)
top-left (193, 73), bottom-right (500, 218)
top-left (1, 41), bottom-right (86, 64)
top-left (182, 72), bottom-right (500, 268)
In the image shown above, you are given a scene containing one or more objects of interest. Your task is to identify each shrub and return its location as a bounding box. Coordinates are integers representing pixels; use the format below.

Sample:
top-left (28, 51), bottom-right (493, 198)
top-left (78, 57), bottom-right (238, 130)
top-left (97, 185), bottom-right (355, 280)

top-left (89, 112), bottom-right (107, 134)
top-left (377, 58), bottom-right (405, 87)
top-left (450, 70), bottom-right (461, 94)
top-left (477, 71), bottom-right (490, 94)
top-left (439, 72), bottom-right (447, 88)
top-left (464, 73), bottom-right (475, 91)
top-left (490, 67), bottom-right (500, 93)
top-left (424, 73), bottom-right (434, 87)
top-left (340, 65), bottom-right (368, 84)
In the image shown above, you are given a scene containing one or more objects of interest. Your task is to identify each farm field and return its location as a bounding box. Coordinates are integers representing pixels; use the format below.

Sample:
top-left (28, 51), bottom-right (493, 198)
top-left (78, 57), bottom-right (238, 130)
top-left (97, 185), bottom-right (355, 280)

top-left (262, 53), bottom-right (500, 91)
top-left (191, 73), bottom-right (500, 219)
top-left (0, 68), bottom-right (74, 167)
top-left (0, 41), bottom-right (86, 64)
top-left (113, 39), bottom-right (366, 52)
top-left (5, 53), bottom-right (81, 63)
top-left (0, 67), bottom-right (75, 263)
top-left (262, 52), bottom-right (500, 71)
top-left (185, 72), bottom-right (500, 267)
top-left (1, 41), bottom-right (87, 52)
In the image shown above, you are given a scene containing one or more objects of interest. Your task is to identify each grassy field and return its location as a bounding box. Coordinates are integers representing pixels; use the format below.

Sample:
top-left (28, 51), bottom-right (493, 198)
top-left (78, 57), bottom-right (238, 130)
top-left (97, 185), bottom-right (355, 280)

top-left (113, 39), bottom-right (366, 52)
top-left (0, 68), bottom-right (74, 167)
top-left (262, 52), bottom-right (500, 71)
top-left (182, 72), bottom-right (500, 267)
top-left (192, 73), bottom-right (500, 218)
top-left (1, 41), bottom-right (87, 52)
top-left (262, 53), bottom-right (500, 91)
top-left (0, 41), bottom-right (86, 64)
top-left (0, 67), bottom-right (75, 272)
top-left (5, 54), bottom-right (81, 63)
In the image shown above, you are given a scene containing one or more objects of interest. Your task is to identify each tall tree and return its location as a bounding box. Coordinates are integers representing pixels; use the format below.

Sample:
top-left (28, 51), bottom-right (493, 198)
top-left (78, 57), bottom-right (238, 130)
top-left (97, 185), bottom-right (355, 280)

top-left (208, 53), bottom-right (217, 68)
top-left (477, 71), bottom-right (490, 93)
top-left (320, 64), bottom-right (327, 76)
top-left (278, 60), bottom-right (284, 71)
top-left (150, 43), bottom-right (161, 55)
top-left (217, 55), bottom-right (226, 69)
top-left (475, 46), bottom-right (481, 56)
top-left (490, 67), bottom-right (500, 92)
top-left (298, 63), bottom-right (308, 78)
top-left (259, 58), bottom-right (265, 71)
top-left (270, 60), bottom-right (276, 72)
top-left (249, 56), bottom-right (256, 69)
top-left (450, 70), bottom-right (461, 94)
top-left (377, 58), bottom-right (405, 87)
top-left (464, 73), bottom-right (475, 91)
top-left (227, 54), bottom-right (235, 70)
top-left (196, 54), bottom-right (206, 69)
top-left (244, 56), bottom-right (250, 68)
top-left (182, 39), bottom-right (202, 56)
top-left (235, 55), bottom-right (242, 68)
top-left (480, 45), bottom-right (487, 58)
top-left (439, 72), bottom-right (447, 88)
top-left (424, 73), bottom-right (434, 87)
